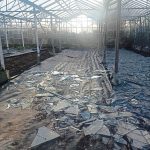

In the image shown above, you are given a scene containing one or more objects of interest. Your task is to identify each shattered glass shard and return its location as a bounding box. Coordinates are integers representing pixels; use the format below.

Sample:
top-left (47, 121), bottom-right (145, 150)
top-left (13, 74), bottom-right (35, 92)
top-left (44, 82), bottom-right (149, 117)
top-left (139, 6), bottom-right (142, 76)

top-left (53, 101), bottom-right (71, 112)
top-left (31, 126), bottom-right (60, 148)
top-left (83, 120), bottom-right (103, 135)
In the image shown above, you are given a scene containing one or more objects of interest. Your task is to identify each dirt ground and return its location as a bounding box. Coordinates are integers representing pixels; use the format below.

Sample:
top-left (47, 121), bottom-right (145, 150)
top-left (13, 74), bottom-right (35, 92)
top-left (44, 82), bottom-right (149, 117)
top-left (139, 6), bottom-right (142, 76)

top-left (4, 49), bottom-right (53, 77)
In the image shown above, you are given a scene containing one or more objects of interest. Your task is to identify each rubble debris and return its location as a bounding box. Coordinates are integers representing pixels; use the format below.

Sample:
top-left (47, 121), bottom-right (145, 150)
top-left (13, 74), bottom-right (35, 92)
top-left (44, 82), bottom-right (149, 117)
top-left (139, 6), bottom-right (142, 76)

top-left (57, 116), bottom-right (75, 127)
top-left (42, 104), bottom-right (52, 115)
top-left (7, 99), bottom-right (21, 108)
top-left (87, 104), bottom-right (98, 114)
top-left (21, 99), bottom-right (33, 109)
top-left (73, 77), bottom-right (83, 82)
top-left (71, 75), bottom-right (79, 78)
top-left (98, 105), bottom-right (116, 113)
top-left (6, 98), bottom-right (33, 109)
top-left (6, 104), bottom-right (11, 109)
top-left (114, 134), bottom-right (127, 145)
top-left (91, 76), bottom-right (101, 79)
top-left (64, 105), bottom-right (80, 115)
top-left (104, 118), bottom-right (118, 126)
top-left (130, 99), bottom-right (139, 105)
top-left (78, 118), bottom-right (96, 127)
top-left (36, 93), bottom-right (53, 97)
top-left (127, 129), bottom-right (150, 149)
top-left (102, 137), bottom-right (110, 145)
top-left (83, 119), bottom-right (103, 135)
top-left (31, 126), bottom-right (60, 148)
top-left (53, 101), bottom-right (71, 112)
top-left (80, 111), bottom-right (91, 120)
top-left (116, 121), bottom-right (138, 136)
top-left (131, 140), bottom-right (150, 149)
top-left (70, 84), bottom-right (79, 87)
top-left (59, 75), bottom-right (70, 81)
top-left (51, 71), bottom-right (63, 75)
top-left (1, 49), bottom-right (150, 150)
top-left (97, 124), bottom-right (111, 137)
top-left (113, 143), bottom-right (122, 150)
top-left (99, 112), bottom-right (133, 119)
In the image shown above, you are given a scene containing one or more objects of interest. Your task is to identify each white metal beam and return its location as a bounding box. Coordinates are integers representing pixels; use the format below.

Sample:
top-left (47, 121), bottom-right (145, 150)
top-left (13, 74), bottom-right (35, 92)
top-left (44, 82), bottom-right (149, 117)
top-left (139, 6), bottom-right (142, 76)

top-left (34, 9), bottom-right (40, 64)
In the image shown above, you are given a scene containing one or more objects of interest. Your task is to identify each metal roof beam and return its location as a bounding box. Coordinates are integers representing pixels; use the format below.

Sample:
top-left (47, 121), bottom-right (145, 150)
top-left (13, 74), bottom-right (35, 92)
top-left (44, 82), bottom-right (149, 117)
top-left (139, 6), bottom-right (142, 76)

top-left (18, 0), bottom-right (61, 19)
top-left (0, 13), bottom-right (32, 21)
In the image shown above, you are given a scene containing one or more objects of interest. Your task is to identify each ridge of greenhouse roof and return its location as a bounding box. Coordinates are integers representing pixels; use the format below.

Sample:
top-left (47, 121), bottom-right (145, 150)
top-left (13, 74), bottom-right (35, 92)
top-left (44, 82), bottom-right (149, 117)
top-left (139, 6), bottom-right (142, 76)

top-left (0, 0), bottom-right (150, 22)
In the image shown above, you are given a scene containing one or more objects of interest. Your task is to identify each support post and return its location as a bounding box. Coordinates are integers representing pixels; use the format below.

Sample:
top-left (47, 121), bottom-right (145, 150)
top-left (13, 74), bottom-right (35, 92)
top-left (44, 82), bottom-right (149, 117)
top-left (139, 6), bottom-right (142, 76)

top-left (139, 17), bottom-right (142, 48)
top-left (100, 22), bottom-right (103, 50)
top-left (97, 19), bottom-right (101, 50)
top-left (3, 16), bottom-right (9, 53)
top-left (133, 20), bottom-right (136, 48)
top-left (66, 21), bottom-right (67, 42)
top-left (34, 8), bottom-right (40, 64)
top-left (103, 3), bottom-right (108, 66)
top-left (59, 19), bottom-right (62, 52)
top-left (21, 21), bottom-right (25, 50)
top-left (76, 18), bottom-right (77, 34)
top-left (0, 37), bottom-right (5, 70)
top-left (145, 17), bottom-right (149, 46)
top-left (114, 0), bottom-right (121, 74)
top-left (129, 20), bottom-right (132, 37)
top-left (51, 16), bottom-right (55, 55)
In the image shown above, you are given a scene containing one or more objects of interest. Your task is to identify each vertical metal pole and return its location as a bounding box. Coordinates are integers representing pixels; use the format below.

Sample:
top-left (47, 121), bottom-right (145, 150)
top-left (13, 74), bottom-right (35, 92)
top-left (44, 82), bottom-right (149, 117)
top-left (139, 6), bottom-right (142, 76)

top-left (51, 16), bottom-right (55, 54)
top-left (148, 17), bottom-right (150, 48)
top-left (21, 21), bottom-right (25, 50)
top-left (0, 37), bottom-right (5, 70)
top-left (100, 22), bottom-right (103, 49)
top-left (50, 16), bottom-right (53, 32)
top-left (145, 17), bottom-right (148, 46)
top-left (144, 17), bottom-right (146, 46)
top-left (62, 22), bottom-right (64, 45)
top-left (76, 18), bottom-right (77, 34)
top-left (71, 23), bottom-right (72, 33)
top-left (92, 19), bottom-right (93, 32)
top-left (139, 17), bottom-right (142, 49)
top-left (34, 8), bottom-right (40, 64)
top-left (66, 21), bottom-right (67, 42)
top-left (103, 3), bottom-right (108, 66)
top-left (3, 16), bottom-right (9, 53)
top-left (97, 19), bottom-right (101, 50)
top-left (59, 19), bottom-right (62, 52)
top-left (87, 17), bottom-right (88, 33)
top-left (6, 0), bottom-right (7, 10)
top-left (129, 20), bottom-right (132, 37)
top-left (114, 0), bottom-right (121, 74)
top-left (133, 20), bottom-right (136, 48)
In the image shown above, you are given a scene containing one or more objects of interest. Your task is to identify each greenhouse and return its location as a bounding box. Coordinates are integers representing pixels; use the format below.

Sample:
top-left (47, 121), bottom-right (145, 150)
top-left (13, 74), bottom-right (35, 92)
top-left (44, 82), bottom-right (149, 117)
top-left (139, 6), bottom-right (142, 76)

top-left (0, 0), bottom-right (150, 149)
